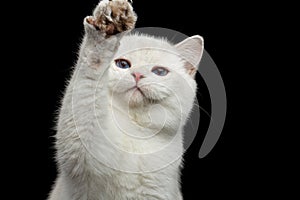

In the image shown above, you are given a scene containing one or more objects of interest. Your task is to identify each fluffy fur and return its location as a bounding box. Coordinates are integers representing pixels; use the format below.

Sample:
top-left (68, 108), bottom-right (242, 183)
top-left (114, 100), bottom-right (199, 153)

top-left (48, 0), bottom-right (204, 199)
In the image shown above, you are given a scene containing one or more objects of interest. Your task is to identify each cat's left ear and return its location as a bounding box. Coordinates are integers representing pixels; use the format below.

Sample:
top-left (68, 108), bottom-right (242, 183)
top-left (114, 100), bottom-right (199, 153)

top-left (175, 35), bottom-right (204, 78)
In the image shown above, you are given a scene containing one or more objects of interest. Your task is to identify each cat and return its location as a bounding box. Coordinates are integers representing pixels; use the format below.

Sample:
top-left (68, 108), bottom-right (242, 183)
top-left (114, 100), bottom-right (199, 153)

top-left (48, 0), bottom-right (204, 199)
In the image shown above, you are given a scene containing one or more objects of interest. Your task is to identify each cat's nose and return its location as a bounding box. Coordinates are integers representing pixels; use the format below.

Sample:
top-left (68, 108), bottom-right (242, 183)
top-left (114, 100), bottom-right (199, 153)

top-left (131, 72), bottom-right (145, 83)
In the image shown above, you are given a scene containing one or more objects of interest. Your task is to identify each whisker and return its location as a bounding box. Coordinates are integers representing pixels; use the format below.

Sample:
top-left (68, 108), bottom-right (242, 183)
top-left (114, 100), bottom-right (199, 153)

top-left (193, 103), bottom-right (211, 119)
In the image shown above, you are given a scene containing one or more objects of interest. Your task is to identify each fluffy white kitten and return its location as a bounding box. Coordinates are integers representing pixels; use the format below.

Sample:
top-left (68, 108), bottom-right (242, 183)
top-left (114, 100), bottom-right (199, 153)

top-left (48, 0), bottom-right (204, 199)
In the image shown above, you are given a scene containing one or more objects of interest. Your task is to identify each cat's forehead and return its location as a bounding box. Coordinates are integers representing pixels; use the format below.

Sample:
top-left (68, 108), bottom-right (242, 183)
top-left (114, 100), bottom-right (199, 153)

top-left (116, 34), bottom-right (181, 64)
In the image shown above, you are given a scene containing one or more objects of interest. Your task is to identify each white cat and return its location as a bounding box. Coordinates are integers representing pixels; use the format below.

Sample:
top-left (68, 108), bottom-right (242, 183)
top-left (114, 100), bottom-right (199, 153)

top-left (49, 0), bottom-right (204, 199)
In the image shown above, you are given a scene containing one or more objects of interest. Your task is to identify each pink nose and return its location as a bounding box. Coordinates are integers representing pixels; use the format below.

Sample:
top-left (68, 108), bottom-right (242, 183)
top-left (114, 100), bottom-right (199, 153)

top-left (132, 72), bottom-right (144, 83)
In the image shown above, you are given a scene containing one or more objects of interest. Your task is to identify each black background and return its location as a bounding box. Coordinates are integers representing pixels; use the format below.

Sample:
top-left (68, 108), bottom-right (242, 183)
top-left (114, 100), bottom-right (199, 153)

top-left (6, 0), bottom-right (269, 199)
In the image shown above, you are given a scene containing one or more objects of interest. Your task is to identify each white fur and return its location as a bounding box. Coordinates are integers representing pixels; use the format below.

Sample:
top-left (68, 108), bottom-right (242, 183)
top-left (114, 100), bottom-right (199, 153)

top-left (48, 2), bottom-right (203, 200)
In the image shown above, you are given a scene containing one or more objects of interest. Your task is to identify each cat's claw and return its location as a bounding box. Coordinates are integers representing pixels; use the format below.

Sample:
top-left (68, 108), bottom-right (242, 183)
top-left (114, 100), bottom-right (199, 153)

top-left (86, 0), bottom-right (137, 36)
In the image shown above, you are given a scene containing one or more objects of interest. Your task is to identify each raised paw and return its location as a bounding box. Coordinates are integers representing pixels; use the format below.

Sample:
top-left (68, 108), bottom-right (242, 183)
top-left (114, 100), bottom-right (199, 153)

top-left (86, 0), bottom-right (137, 36)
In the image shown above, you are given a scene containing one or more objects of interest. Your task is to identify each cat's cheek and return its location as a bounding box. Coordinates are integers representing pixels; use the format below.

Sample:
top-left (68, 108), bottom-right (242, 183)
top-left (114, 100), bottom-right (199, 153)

top-left (109, 65), bottom-right (120, 76)
top-left (110, 69), bottom-right (123, 82)
top-left (108, 69), bottom-right (129, 93)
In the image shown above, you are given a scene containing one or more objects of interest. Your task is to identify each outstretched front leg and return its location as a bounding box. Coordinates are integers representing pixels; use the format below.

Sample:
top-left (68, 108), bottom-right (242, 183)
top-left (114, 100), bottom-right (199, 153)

top-left (49, 1), bottom-right (137, 200)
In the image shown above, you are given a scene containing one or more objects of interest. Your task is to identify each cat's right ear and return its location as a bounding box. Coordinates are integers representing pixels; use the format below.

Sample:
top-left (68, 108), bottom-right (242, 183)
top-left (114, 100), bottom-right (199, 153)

top-left (175, 36), bottom-right (204, 78)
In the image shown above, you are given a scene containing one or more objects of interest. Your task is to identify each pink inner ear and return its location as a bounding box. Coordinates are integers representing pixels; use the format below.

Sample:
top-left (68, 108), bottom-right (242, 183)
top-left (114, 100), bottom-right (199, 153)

top-left (184, 62), bottom-right (197, 78)
top-left (175, 35), bottom-right (204, 68)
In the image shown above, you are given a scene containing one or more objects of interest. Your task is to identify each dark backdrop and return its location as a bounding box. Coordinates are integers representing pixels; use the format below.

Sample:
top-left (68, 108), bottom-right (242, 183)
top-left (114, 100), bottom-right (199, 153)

top-left (10, 0), bottom-right (254, 199)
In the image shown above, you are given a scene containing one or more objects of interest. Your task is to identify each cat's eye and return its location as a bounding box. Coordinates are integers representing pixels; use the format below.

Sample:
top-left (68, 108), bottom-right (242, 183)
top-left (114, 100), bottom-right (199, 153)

top-left (115, 59), bottom-right (131, 69)
top-left (152, 66), bottom-right (169, 76)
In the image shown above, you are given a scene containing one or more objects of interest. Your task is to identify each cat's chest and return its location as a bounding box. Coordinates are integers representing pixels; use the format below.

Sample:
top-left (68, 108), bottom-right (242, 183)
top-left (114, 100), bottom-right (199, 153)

top-left (105, 107), bottom-right (167, 153)
top-left (85, 171), bottom-right (166, 199)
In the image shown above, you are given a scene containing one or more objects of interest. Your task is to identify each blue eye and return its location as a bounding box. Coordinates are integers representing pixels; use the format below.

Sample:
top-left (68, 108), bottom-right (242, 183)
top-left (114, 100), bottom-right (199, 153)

top-left (115, 59), bottom-right (131, 69)
top-left (152, 67), bottom-right (169, 76)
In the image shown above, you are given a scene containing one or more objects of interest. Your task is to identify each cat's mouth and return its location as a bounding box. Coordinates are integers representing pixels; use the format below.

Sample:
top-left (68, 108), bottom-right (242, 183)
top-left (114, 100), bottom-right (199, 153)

top-left (130, 86), bottom-right (146, 96)
top-left (127, 86), bottom-right (163, 106)
top-left (126, 86), bottom-right (155, 104)
top-left (127, 86), bottom-right (147, 100)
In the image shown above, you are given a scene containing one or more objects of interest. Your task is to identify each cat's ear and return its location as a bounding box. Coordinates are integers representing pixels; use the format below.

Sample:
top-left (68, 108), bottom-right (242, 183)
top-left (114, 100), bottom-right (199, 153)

top-left (175, 35), bottom-right (204, 78)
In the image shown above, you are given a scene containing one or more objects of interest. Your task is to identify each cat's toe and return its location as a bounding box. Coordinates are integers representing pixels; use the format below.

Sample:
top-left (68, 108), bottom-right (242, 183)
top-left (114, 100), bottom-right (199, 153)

top-left (87, 0), bottom-right (137, 36)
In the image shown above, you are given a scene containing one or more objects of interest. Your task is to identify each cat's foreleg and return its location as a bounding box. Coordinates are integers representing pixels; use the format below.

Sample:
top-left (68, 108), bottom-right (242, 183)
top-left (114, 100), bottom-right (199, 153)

top-left (49, 1), bottom-right (137, 199)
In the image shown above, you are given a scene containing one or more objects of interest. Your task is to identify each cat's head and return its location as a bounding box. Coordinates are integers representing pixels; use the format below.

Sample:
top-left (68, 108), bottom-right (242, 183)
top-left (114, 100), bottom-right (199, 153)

top-left (108, 34), bottom-right (203, 114)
